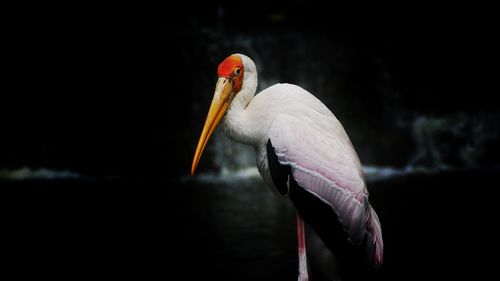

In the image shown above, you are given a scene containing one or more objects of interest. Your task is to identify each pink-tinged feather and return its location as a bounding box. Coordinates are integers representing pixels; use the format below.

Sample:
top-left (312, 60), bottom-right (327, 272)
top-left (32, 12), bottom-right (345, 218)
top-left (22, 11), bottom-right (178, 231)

top-left (368, 208), bottom-right (384, 266)
top-left (267, 111), bottom-right (383, 266)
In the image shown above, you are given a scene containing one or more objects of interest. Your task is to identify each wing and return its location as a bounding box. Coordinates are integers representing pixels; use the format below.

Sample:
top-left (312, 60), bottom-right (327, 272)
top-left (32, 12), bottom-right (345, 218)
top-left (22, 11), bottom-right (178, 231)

top-left (267, 112), bottom-right (383, 269)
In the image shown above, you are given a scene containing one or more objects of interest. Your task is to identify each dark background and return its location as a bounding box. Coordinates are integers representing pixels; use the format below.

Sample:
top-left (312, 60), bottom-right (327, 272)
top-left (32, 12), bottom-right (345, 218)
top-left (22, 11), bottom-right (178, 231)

top-left (3, 4), bottom-right (498, 176)
top-left (2, 3), bottom-right (499, 280)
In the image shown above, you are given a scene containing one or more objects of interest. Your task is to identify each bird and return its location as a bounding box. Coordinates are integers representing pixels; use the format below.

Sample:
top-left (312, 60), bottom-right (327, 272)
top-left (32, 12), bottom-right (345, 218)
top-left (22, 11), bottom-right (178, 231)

top-left (191, 54), bottom-right (383, 281)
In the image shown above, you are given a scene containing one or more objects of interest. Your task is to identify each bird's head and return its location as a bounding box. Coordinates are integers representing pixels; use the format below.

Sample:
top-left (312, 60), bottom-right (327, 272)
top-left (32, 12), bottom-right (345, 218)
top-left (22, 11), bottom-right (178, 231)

top-left (191, 54), bottom-right (246, 175)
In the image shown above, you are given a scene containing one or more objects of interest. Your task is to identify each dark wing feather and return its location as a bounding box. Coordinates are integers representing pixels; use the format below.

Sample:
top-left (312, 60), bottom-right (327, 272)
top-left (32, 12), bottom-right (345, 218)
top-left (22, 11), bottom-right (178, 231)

top-left (267, 138), bottom-right (382, 274)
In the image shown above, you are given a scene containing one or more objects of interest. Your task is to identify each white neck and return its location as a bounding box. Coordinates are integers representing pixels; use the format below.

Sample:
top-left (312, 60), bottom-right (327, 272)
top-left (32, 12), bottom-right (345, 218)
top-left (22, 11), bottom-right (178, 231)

top-left (222, 54), bottom-right (258, 146)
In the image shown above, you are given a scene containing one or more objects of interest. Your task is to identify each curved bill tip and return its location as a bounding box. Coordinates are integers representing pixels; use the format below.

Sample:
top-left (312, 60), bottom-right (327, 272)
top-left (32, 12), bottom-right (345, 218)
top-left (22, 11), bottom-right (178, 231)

top-left (190, 77), bottom-right (232, 176)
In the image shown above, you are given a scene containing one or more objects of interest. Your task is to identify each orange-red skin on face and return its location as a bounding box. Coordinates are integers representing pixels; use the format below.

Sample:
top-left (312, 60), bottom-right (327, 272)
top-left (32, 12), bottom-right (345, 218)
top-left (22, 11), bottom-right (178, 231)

top-left (217, 55), bottom-right (244, 93)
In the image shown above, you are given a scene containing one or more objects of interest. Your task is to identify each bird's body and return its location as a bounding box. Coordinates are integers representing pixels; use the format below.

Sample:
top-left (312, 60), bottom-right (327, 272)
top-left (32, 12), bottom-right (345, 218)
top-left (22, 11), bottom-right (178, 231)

top-left (192, 54), bottom-right (383, 281)
top-left (227, 82), bottom-right (360, 191)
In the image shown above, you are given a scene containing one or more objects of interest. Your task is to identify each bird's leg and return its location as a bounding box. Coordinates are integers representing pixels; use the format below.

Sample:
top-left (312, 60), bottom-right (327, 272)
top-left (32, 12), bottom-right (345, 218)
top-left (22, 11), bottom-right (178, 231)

top-left (297, 212), bottom-right (309, 281)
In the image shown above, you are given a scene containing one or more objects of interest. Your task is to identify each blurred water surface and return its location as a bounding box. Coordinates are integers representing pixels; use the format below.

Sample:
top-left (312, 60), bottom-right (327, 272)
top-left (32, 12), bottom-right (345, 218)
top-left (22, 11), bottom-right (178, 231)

top-left (2, 167), bottom-right (498, 280)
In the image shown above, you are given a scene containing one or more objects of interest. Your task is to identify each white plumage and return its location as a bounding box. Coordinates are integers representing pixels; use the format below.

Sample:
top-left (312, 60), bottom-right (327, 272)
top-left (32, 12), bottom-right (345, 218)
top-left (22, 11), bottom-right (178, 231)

top-left (192, 54), bottom-right (383, 281)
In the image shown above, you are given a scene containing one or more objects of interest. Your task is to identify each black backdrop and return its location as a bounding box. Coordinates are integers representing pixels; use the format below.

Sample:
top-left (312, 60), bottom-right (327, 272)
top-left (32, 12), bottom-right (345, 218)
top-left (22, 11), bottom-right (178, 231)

top-left (3, 4), bottom-right (497, 177)
top-left (2, 3), bottom-right (498, 280)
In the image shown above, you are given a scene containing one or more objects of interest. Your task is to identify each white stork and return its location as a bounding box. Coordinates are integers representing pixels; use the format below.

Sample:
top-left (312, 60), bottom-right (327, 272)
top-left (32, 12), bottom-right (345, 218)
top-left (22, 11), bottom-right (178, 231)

top-left (191, 54), bottom-right (383, 281)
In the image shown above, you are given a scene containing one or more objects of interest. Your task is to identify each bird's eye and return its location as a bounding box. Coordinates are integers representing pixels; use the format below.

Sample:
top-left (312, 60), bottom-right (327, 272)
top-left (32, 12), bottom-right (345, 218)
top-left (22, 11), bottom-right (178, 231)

top-left (234, 68), bottom-right (241, 76)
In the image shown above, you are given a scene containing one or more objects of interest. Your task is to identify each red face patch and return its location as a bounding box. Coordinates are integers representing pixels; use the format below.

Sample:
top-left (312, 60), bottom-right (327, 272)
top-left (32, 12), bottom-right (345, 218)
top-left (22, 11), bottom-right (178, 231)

top-left (217, 55), bottom-right (244, 93)
top-left (217, 55), bottom-right (243, 78)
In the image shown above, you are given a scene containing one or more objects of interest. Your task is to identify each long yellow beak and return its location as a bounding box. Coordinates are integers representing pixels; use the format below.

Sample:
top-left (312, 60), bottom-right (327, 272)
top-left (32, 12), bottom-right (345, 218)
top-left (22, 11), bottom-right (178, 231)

top-left (191, 77), bottom-right (233, 175)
